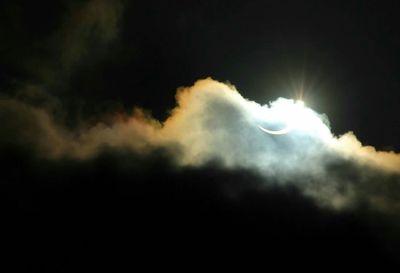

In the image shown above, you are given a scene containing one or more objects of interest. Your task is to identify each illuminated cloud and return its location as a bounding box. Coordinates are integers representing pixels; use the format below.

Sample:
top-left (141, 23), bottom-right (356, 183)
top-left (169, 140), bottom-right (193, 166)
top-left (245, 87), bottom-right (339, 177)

top-left (1, 78), bottom-right (399, 211)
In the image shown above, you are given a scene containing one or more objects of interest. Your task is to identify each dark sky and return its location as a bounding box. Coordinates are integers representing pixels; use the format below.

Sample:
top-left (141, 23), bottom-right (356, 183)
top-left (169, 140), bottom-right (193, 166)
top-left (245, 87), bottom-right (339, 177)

top-left (1, 1), bottom-right (400, 271)
top-left (1, 0), bottom-right (399, 149)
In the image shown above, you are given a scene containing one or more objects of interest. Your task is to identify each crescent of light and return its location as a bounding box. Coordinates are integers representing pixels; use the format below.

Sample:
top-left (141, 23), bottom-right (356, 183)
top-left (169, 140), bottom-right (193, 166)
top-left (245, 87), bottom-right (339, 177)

top-left (258, 125), bottom-right (292, 135)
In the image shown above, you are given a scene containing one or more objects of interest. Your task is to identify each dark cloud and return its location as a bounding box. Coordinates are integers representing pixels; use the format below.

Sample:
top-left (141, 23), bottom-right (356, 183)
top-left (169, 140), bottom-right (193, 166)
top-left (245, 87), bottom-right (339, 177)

top-left (1, 147), bottom-right (399, 271)
top-left (57, 0), bottom-right (123, 72)
top-left (0, 0), bottom-right (123, 110)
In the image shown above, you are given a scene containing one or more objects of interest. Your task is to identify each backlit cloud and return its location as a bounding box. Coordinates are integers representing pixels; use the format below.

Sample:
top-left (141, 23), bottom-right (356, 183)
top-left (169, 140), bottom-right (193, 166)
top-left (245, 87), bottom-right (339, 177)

top-left (1, 78), bottom-right (399, 212)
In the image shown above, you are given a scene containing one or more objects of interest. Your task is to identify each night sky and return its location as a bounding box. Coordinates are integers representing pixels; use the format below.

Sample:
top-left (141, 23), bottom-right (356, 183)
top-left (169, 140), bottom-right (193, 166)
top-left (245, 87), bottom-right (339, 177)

top-left (1, 1), bottom-right (400, 272)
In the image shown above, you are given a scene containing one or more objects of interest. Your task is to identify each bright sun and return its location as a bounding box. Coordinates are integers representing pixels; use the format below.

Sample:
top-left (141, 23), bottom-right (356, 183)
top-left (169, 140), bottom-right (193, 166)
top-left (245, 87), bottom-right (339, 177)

top-left (257, 98), bottom-right (331, 139)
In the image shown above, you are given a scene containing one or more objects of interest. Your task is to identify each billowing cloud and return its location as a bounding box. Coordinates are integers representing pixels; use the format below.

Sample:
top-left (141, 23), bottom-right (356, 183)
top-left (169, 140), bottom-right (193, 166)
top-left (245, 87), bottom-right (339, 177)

top-left (1, 78), bottom-right (399, 212)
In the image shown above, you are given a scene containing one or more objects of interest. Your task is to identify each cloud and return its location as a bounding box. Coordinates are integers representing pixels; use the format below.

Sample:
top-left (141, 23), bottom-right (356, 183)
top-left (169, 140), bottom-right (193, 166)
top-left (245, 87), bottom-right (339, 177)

top-left (3, 0), bottom-right (124, 94)
top-left (58, 0), bottom-right (123, 71)
top-left (1, 78), bottom-right (399, 213)
top-left (3, 147), bottom-right (396, 271)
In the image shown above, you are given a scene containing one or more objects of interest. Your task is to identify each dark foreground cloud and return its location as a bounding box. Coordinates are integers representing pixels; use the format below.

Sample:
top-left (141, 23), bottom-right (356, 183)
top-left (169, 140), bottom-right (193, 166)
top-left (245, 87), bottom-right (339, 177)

top-left (1, 147), bottom-right (399, 271)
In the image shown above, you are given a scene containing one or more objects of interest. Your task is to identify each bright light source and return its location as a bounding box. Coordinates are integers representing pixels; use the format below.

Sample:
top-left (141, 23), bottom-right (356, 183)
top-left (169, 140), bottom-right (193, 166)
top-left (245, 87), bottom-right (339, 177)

top-left (257, 98), bottom-right (331, 139)
top-left (295, 100), bottom-right (305, 107)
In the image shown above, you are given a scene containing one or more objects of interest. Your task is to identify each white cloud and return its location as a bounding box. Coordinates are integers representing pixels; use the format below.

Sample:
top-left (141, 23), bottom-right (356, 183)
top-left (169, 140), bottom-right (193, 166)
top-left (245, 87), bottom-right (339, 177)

top-left (1, 78), bottom-right (399, 211)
